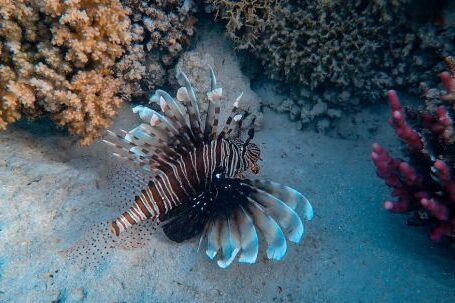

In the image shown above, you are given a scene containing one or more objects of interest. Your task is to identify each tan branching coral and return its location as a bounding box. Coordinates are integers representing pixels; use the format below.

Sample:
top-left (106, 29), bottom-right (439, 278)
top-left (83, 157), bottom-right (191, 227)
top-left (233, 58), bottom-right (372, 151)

top-left (206, 0), bottom-right (283, 49)
top-left (0, 0), bottom-right (131, 144)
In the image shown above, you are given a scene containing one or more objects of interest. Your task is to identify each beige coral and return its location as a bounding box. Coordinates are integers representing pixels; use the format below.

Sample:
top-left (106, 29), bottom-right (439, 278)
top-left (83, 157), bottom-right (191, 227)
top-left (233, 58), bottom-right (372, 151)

top-left (123, 0), bottom-right (197, 65)
top-left (116, 0), bottom-right (198, 98)
top-left (206, 0), bottom-right (283, 49)
top-left (0, 0), bottom-right (131, 144)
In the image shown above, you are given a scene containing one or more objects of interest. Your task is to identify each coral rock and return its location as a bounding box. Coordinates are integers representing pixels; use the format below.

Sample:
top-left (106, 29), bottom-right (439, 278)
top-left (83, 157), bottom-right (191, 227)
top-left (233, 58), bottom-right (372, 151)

top-left (221, 0), bottom-right (454, 129)
top-left (205, 0), bottom-right (283, 49)
top-left (118, 0), bottom-right (198, 98)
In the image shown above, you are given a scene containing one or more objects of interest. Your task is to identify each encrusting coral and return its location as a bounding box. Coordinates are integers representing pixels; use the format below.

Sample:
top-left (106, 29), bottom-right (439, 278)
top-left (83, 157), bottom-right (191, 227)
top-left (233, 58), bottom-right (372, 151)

top-left (117, 0), bottom-right (198, 98)
top-left (0, 0), bottom-right (131, 145)
top-left (372, 57), bottom-right (455, 249)
top-left (212, 0), bottom-right (454, 131)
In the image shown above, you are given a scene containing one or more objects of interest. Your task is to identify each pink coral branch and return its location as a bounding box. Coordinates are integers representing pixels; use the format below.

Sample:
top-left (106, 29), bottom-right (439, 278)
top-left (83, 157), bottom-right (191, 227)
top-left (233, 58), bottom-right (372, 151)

top-left (420, 198), bottom-right (448, 221)
top-left (387, 90), bottom-right (424, 151)
top-left (440, 71), bottom-right (455, 102)
top-left (433, 160), bottom-right (455, 204)
top-left (373, 65), bottom-right (455, 249)
top-left (430, 224), bottom-right (453, 242)
top-left (384, 199), bottom-right (410, 213)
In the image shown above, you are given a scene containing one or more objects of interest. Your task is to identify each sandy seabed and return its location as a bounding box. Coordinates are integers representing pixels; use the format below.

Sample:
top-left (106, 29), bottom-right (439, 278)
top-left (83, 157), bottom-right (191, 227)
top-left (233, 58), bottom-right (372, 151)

top-left (1, 101), bottom-right (455, 302)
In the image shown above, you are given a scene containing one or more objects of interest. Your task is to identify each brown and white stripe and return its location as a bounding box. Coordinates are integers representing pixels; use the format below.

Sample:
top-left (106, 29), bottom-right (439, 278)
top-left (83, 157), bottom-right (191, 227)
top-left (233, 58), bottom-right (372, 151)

top-left (111, 138), bottom-right (253, 236)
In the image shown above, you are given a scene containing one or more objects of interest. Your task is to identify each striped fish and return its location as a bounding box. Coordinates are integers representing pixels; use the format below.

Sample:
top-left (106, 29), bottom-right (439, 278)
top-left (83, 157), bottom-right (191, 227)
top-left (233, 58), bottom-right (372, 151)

top-left (104, 68), bottom-right (314, 268)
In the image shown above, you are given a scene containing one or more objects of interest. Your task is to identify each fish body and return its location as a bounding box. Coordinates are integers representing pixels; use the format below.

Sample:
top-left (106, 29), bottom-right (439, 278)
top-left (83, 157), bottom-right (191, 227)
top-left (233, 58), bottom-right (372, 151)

top-left (111, 137), bottom-right (258, 236)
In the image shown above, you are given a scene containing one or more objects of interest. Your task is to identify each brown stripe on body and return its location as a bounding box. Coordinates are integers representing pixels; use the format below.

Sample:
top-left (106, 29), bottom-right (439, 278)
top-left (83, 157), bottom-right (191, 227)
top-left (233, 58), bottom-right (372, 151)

top-left (195, 145), bottom-right (208, 189)
top-left (123, 212), bottom-right (136, 225)
top-left (174, 154), bottom-right (197, 195)
top-left (171, 155), bottom-right (194, 198)
top-left (181, 149), bottom-right (200, 191)
top-left (159, 160), bottom-right (189, 206)
top-left (130, 206), bottom-right (143, 222)
top-left (215, 138), bottom-right (223, 165)
top-left (112, 141), bottom-right (234, 236)
top-left (135, 195), bottom-right (151, 218)
top-left (159, 169), bottom-right (182, 208)
top-left (148, 180), bottom-right (167, 219)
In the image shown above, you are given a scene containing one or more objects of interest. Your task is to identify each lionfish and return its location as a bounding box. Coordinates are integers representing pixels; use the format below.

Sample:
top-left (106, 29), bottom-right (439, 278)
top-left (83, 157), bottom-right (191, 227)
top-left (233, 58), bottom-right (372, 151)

top-left (104, 69), bottom-right (314, 268)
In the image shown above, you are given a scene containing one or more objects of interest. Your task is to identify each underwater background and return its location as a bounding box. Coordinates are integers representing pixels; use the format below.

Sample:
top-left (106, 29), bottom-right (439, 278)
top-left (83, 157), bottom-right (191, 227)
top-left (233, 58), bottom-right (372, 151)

top-left (1, 1), bottom-right (455, 302)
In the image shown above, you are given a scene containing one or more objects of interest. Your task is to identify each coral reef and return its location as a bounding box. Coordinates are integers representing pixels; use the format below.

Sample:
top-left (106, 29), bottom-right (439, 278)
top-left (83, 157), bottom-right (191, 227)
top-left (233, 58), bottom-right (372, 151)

top-left (371, 59), bottom-right (455, 247)
top-left (221, 0), bottom-right (454, 131)
top-left (0, 0), bottom-right (131, 145)
top-left (118, 0), bottom-right (198, 98)
top-left (205, 0), bottom-right (283, 49)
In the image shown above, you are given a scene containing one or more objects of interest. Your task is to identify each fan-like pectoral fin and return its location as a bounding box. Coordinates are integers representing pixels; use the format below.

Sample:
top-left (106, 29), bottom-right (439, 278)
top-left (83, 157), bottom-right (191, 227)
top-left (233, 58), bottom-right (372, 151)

top-left (247, 201), bottom-right (287, 261)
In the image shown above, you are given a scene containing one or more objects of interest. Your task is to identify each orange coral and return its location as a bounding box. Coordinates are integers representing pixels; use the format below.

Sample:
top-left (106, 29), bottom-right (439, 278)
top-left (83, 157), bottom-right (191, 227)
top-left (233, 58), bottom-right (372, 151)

top-left (0, 0), bottom-right (131, 144)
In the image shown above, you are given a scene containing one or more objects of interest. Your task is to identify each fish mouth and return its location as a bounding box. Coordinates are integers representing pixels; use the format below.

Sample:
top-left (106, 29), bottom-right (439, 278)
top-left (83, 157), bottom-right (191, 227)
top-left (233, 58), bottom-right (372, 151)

top-left (251, 163), bottom-right (260, 174)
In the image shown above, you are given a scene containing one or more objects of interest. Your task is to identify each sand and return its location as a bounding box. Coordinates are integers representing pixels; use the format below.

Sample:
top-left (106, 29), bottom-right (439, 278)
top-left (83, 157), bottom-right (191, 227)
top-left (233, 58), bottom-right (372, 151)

top-left (1, 101), bottom-right (455, 302)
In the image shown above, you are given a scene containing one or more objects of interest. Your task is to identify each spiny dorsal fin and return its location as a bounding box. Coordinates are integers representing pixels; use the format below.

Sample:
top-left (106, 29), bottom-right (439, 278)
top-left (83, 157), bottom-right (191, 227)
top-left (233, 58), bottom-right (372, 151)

top-left (176, 70), bottom-right (204, 142)
top-left (154, 89), bottom-right (189, 128)
top-left (176, 85), bottom-right (204, 144)
top-left (225, 114), bottom-right (243, 138)
top-left (204, 87), bottom-right (222, 141)
top-left (219, 92), bottom-right (242, 139)
top-left (158, 96), bottom-right (197, 149)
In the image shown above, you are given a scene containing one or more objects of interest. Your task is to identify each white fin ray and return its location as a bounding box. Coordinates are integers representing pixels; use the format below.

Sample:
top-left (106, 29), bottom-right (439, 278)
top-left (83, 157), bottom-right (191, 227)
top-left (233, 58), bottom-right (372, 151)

top-left (132, 105), bottom-right (154, 123)
top-left (103, 140), bottom-right (146, 168)
top-left (103, 132), bottom-right (151, 168)
top-left (219, 93), bottom-right (242, 139)
top-left (217, 215), bottom-right (241, 268)
top-left (149, 112), bottom-right (178, 137)
top-left (176, 70), bottom-right (203, 141)
top-left (209, 65), bottom-right (217, 91)
top-left (247, 188), bottom-right (304, 243)
top-left (130, 107), bottom-right (183, 155)
top-left (249, 180), bottom-right (314, 220)
top-left (236, 207), bottom-right (259, 264)
top-left (154, 89), bottom-right (189, 128)
top-left (176, 86), bottom-right (203, 143)
top-left (247, 201), bottom-right (287, 261)
top-left (204, 66), bottom-right (222, 140)
top-left (206, 219), bottom-right (222, 260)
top-left (158, 96), bottom-right (197, 149)
top-left (125, 124), bottom-right (154, 144)
top-left (225, 114), bottom-right (243, 139)
top-left (149, 113), bottom-right (177, 143)
top-left (204, 87), bottom-right (222, 141)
